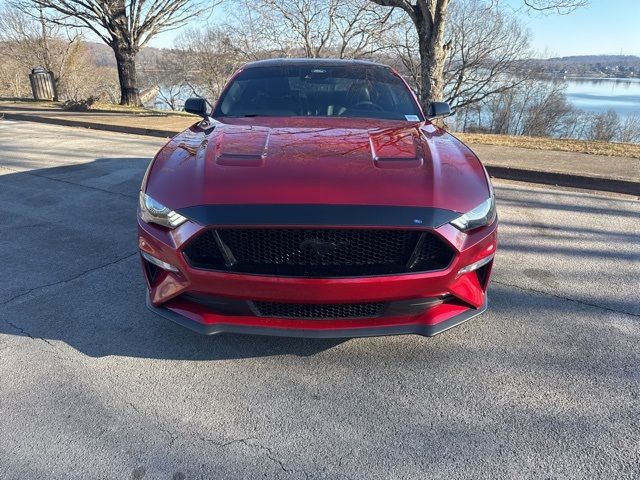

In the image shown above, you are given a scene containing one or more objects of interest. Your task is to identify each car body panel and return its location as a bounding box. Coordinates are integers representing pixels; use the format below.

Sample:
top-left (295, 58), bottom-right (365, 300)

top-left (145, 118), bottom-right (490, 215)
top-left (139, 58), bottom-right (497, 338)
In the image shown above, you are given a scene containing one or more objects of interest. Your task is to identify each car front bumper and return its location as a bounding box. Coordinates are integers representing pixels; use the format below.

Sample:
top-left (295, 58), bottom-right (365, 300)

top-left (138, 214), bottom-right (497, 338)
top-left (147, 292), bottom-right (488, 337)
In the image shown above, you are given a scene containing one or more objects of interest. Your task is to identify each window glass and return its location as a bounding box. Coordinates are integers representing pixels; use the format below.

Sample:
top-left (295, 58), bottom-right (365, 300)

top-left (213, 65), bottom-right (423, 121)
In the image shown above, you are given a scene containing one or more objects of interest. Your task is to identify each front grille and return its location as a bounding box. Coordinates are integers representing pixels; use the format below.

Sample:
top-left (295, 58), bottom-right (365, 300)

top-left (184, 228), bottom-right (454, 277)
top-left (254, 301), bottom-right (386, 319)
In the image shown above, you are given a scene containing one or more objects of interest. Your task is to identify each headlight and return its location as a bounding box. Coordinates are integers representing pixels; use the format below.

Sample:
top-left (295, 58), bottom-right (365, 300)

top-left (138, 192), bottom-right (187, 229)
top-left (450, 196), bottom-right (496, 232)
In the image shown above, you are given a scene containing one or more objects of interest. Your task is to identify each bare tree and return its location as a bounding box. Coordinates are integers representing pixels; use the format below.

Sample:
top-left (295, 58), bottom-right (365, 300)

top-left (233, 0), bottom-right (398, 59)
top-left (368, 0), bottom-right (587, 109)
top-left (387, 0), bottom-right (532, 109)
top-left (261, 0), bottom-right (340, 57)
top-left (174, 26), bottom-right (252, 101)
top-left (16, 0), bottom-right (217, 105)
top-left (522, 0), bottom-right (588, 13)
top-left (0, 5), bottom-right (89, 99)
top-left (136, 49), bottom-right (191, 109)
top-left (169, 0), bottom-right (400, 103)
top-left (333, 0), bottom-right (399, 58)
top-left (444, 0), bottom-right (532, 109)
top-left (369, 0), bottom-right (452, 108)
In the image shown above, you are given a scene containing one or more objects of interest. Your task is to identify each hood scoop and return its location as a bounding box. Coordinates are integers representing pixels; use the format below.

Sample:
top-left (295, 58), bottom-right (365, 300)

top-left (214, 126), bottom-right (270, 166)
top-left (369, 128), bottom-right (423, 169)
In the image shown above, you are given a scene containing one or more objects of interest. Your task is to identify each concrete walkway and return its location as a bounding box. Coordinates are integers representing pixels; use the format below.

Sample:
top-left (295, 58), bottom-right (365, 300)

top-left (472, 144), bottom-right (638, 183)
top-left (0, 102), bottom-right (192, 137)
top-left (1, 101), bottom-right (638, 195)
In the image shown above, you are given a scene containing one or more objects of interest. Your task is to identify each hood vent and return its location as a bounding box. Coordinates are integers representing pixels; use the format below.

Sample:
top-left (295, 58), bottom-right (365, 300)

top-left (214, 126), bottom-right (270, 166)
top-left (369, 128), bottom-right (423, 168)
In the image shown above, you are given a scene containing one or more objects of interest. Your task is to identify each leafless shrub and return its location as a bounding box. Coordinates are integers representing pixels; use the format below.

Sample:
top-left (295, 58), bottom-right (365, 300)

top-left (585, 110), bottom-right (619, 142)
top-left (0, 5), bottom-right (119, 102)
top-left (616, 114), bottom-right (640, 144)
top-left (520, 83), bottom-right (575, 137)
top-left (60, 96), bottom-right (97, 111)
top-left (455, 80), bottom-right (576, 137)
top-left (0, 5), bottom-right (80, 99)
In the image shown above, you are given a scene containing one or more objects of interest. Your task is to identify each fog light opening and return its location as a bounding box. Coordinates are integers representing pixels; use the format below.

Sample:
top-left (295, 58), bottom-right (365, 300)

top-left (143, 258), bottom-right (161, 285)
top-left (457, 254), bottom-right (494, 278)
top-left (141, 251), bottom-right (179, 273)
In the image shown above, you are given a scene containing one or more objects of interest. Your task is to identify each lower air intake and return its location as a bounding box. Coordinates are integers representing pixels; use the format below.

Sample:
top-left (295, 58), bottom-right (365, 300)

top-left (253, 301), bottom-right (386, 319)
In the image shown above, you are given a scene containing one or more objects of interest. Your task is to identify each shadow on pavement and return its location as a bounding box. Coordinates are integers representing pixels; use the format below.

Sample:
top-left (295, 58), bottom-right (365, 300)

top-left (1, 158), bottom-right (637, 360)
top-left (0, 157), bottom-right (346, 359)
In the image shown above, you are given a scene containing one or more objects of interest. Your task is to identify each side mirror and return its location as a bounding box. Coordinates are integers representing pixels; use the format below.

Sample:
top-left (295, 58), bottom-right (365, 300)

top-left (184, 97), bottom-right (211, 118)
top-left (427, 101), bottom-right (451, 120)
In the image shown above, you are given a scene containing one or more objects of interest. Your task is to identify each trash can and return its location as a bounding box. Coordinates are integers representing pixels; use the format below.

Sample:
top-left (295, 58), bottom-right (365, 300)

top-left (29, 67), bottom-right (57, 101)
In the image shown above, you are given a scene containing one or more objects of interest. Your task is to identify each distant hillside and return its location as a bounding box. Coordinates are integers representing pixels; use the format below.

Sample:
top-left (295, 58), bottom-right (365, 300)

top-left (530, 55), bottom-right (640, 78)
top-left (543, 55), bottom-right (640, 64)
top-left (81, 44), bottom-right (640, 79)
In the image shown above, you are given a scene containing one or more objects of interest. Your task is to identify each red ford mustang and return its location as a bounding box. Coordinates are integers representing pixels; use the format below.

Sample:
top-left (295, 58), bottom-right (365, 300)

top-left (138, 58), bottom-right (497, 337)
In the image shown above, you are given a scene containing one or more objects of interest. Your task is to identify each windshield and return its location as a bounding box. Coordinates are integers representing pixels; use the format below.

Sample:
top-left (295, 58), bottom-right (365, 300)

top-left (213, 65), bottom-right (423, 121)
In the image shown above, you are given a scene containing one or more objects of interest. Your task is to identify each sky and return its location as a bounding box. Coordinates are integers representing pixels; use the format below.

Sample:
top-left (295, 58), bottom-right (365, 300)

top-left (505, 0), bottom-right (640, 57)
top-left (147, 0), bottom-right (640, 58)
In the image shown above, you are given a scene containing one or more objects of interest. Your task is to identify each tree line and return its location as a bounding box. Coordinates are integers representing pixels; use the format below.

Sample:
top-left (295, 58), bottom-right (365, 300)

top-left (4, 0), bottom-right (638, 143)
top-left (4, 0), bottom-right (586, 108)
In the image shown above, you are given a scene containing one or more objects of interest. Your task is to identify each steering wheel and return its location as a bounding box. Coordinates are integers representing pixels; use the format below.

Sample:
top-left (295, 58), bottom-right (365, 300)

top-left (349, 101), bottom-right (384, 111)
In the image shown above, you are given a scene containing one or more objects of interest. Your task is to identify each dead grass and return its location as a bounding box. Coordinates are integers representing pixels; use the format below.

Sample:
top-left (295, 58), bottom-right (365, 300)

top-left (89, 102), bottom-right (194, 117)
top-left (457, 132), bottom-right (640, 159)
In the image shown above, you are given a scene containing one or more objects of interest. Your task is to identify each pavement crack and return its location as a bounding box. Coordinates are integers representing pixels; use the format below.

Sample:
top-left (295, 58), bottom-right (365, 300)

top-left (255, 442), bottom-right (294, 474)
top-left (0, 252), bottom-right (138, 307)
top-left (198, 435), bottom-right (294, 474)
top-left (493, 279), bottom-right (640, 318)
top-left (3, 319), bottom-right (53, 346)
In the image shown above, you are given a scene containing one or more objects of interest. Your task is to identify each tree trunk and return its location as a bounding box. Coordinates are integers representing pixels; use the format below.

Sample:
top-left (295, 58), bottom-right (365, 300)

top-left (413, 5), bottom-right (450, 111)
top-left (113, 47), bottom-right (140, 106)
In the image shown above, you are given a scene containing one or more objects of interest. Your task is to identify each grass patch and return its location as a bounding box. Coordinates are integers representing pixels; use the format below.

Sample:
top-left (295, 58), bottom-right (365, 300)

top-left (88, 102), bottom-right (194, 117)
top-left (457, 132), bottom-right (640, 159)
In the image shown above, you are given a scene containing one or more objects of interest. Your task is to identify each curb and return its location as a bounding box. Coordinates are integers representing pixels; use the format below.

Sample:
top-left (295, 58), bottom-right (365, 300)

top-left (485, 165), bottom-right (639, 196)
top-left (2, 112), bottom-right (638, 196)
top-left (1, 112), bottom-right (178, 138)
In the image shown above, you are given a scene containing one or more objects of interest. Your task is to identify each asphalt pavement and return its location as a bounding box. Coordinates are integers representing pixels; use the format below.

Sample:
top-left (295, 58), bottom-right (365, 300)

top-left (1, 120), bottom-right (638, 480)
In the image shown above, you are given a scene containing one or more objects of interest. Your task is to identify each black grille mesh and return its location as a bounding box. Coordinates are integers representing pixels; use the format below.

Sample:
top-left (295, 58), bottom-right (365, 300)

top-left (184, 228), bottom-right (453, 277)
top-left (254, 301), bottom-right (386, 319)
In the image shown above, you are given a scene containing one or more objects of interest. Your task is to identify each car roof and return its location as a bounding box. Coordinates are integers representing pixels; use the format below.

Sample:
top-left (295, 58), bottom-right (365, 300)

top-left (242, 58), bottom-right (392, 70)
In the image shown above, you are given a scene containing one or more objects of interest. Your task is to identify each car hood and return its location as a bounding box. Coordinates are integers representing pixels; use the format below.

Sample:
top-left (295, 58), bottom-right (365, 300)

top-left (145, 117), bottom-right (490, 216)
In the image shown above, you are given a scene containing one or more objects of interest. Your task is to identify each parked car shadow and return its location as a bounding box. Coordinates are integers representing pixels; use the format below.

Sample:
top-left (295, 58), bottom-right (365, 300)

top-left (1, 157), bottom-right (637, 360)
top-left (0, 157), bottom-right (347, 359)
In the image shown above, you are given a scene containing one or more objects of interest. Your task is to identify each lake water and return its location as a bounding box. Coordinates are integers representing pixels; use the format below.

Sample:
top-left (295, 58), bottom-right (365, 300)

top-left (563, 78), bottom-right (640, 119)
